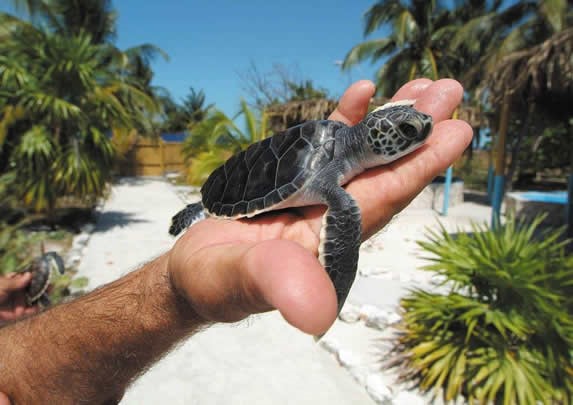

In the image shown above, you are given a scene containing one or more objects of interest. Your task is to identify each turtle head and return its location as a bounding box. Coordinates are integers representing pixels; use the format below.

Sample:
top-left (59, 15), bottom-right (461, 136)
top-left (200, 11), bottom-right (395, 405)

top-left (43, 251), bottom-right (65, 274)
top-left (360, 100), bottom-right (433, 168)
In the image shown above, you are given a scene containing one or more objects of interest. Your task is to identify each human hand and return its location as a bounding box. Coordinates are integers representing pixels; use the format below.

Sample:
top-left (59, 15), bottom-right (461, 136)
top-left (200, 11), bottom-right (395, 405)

top-left (168, 79), bottom-right (473, 336)
top-left (0, 272), bottom-right (38, 323)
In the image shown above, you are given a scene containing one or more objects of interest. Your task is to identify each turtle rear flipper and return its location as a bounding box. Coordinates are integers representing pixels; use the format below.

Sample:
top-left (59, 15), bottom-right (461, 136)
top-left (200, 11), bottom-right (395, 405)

top-left (169, 202), bottom-right (206, 236)
top-left (318, 186), bottom-right (362, 313)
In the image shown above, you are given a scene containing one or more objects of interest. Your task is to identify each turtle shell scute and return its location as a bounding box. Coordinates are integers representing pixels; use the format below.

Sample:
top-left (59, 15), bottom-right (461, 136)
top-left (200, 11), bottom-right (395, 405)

top-left (200, 120), bottom-right (347, 216)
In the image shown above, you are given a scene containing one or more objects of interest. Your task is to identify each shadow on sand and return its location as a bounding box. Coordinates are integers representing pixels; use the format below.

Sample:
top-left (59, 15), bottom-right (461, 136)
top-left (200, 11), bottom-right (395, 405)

top-left (463, 190), bottom-right (491, 206)
top-left (113, 176), bottom-right (163, 186)
top-left (93, 211), bottom-right (150, 232)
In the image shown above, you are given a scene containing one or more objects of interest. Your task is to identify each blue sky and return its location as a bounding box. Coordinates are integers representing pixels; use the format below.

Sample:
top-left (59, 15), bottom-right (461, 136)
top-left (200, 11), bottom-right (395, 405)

top-left (1, 0), bottom-right (382, 118)
top-left (112, 0), bottom-right (380, 118)
top-left (1, 1), bottom-right (523, 121)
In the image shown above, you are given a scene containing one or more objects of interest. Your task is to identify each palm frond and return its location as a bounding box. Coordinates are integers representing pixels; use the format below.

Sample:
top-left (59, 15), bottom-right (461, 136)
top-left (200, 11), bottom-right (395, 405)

top-left (363, 0), bottom-right (404, 36)
top-left (341, 38), bottom-right (394, 70)
top-left (540, 0), bottom-right (568, 32)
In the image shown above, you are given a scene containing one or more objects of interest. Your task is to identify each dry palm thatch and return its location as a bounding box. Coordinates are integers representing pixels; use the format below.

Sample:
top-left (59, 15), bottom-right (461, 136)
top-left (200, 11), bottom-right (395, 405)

top-left (266, 98), bottom-right (338, 133)
top-left (486, 27), bottom-right (573, 112)
top-left (266, 94), bottom-right (483, 135)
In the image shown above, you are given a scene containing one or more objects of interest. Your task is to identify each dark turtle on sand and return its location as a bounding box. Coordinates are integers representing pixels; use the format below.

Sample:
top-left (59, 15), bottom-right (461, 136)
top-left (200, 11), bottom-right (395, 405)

top-left (169, 100), bottom-right (433, 314)
top-left (20, 252), bottom-right (65, 306)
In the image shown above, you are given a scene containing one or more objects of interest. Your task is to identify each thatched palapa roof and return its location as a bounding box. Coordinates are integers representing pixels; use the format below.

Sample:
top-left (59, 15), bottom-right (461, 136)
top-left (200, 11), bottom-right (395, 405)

top-left (265, 95), bottom-right (484, 133)
top-left (487, 27), bottom-right (573, 113)
top-left (266, 98), bottom-right (338, 133)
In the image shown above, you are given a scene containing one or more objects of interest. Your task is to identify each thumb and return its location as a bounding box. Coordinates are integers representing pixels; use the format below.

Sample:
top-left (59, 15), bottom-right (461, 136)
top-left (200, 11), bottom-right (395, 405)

top-left (170, 239), bottom-right (338, 336)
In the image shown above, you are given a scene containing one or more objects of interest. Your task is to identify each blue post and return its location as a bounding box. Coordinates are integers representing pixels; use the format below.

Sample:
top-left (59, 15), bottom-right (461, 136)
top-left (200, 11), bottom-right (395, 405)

top-left (491, 175), bottom-right (505, 229)
top-left (487, 165), bottom-right (494, 202)
top-left (567, 173), bottom-right (573, 237)
top-left (441, 166), bottom-right (453, 216)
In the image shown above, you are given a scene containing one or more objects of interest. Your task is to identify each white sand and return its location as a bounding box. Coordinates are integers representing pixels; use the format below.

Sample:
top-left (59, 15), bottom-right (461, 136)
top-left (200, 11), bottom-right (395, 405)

top-left (77, 177), bottom-right (491, 404)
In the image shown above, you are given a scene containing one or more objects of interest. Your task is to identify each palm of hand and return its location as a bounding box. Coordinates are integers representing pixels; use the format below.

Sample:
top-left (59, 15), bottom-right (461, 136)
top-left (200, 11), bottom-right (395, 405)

top-left (169, 79), bottom-right (472, 336)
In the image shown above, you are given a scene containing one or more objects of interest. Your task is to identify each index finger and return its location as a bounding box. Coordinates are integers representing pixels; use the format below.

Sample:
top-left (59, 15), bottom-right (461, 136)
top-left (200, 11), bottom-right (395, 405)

top-left (327, 80), bottom-right (375, 125)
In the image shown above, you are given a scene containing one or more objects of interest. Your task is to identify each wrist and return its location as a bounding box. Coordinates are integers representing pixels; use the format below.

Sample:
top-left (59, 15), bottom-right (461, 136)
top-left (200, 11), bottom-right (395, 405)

top-left (148, 252), bottom-right (208, 332)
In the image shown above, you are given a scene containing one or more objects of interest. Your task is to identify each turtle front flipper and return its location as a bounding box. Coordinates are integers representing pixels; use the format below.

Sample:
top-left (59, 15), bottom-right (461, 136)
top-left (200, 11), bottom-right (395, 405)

top-left (169, 202), bottom-right (206, 236)
top-left (318, 186), bottom-right (362, 314)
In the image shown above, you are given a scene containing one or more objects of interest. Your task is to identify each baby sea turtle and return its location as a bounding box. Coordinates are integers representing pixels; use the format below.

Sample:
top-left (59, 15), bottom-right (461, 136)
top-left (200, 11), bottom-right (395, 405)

top-left (169, 100), bottom-right (433, 313)
top-left (20, 252), bottom-right (65, 306)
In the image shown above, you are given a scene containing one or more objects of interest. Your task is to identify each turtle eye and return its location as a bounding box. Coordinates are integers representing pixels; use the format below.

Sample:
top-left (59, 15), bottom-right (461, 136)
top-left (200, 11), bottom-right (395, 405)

top-left (399, 123), bottom-right (418, 139)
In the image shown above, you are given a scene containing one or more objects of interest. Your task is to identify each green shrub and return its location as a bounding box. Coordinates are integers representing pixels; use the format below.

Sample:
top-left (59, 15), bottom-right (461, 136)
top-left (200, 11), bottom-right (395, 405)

top-left (0, 222), bottom-right (42, 275)
top-left (387, 217), bottom-right (573, 404)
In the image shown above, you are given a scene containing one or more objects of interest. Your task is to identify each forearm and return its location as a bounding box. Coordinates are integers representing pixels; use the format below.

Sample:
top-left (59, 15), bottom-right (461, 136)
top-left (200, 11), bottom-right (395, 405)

top-left (0, 253), bottom-right (206, 404)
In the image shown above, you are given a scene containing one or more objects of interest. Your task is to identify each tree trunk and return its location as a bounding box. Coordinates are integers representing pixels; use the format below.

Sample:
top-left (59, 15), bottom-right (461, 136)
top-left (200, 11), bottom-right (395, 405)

top-left (506, 102), bottom-right (534, 191)
top-left (492, 95), bottom-right (511, 228)
top-left (565, 120), bottom-right (573, 238)
top-left (465, 125), bottom-right (480, 161)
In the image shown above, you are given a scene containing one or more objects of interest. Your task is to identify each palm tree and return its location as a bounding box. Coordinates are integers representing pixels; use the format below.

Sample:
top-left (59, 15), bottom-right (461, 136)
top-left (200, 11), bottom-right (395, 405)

top-left (183, 100), bottom-right (269, 185)
top-left (182, 88), bottom-right (214, 130)
top-left (454, 0), bottom-right (572, 223)
top-left (342, 0), bottom-right (458, 96)
top-left (0, 1), bottom-right (166, 216)
top-left (285, 80), bottom-right (329, 102)
top-left (343, 0), bottom-right (472, 215)
top-left (8, 0), bottom-right (117, 44)
top-left (158, 87), bottom-right (213, 133)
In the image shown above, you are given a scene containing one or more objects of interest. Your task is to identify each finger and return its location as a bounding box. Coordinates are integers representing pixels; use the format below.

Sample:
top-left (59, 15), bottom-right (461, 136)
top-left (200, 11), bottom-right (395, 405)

top-left (0, 305), bottom-right (17, 321)
top-left (414, 78), bottom-right (464, 123)
top-left (171, 238), bottom-right (337, 335)
top-left (11, 293), bottom-right (27, 318)
top-left (0, 272), bottom-right (32, 292)
top-left (0, 391), bottom-right (12, 405)
top-left (328, 80), bottom-right (375, 125)
top-left (24, 305), bottom-right (39, 315)
top-left (391, 78), bottom-right (433, 101)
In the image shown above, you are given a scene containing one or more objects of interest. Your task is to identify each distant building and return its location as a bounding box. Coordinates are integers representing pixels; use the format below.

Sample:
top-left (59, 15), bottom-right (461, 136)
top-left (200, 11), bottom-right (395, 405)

top-left (118, 132), bottom-right (188, 176)
top-left (160, 132), bottom-right (188, 143)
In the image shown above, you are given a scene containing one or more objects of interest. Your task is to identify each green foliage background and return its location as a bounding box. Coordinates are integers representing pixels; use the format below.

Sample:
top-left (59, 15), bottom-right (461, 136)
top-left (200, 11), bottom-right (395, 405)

top-left (388, 217), bottom-right (573, 404)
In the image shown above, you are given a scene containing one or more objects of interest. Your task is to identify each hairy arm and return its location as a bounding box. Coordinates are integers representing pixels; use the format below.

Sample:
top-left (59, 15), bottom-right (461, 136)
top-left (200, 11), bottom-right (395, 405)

top-left (0, 255), bottom-right (204, 403)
